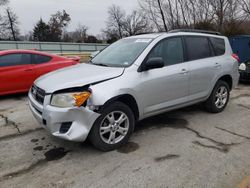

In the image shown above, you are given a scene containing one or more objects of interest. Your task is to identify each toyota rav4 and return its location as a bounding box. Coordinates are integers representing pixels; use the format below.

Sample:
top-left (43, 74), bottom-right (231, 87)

top-left (28, 30), bottom-right (239, 151)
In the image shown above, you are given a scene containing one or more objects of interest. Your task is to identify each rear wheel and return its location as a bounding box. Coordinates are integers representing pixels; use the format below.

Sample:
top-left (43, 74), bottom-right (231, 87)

top-left (89, 101), bottom-right (135, 151)
top-left (205, 80), bottom-right (230, 113)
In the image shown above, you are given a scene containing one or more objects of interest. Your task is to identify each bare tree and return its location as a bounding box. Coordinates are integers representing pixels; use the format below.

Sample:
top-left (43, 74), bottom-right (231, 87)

top-left (239, 0), bottom-right (250, 15)
top-left (123, 10), bottom-right (151, 36)
top-left (106, 5), bottom-right (126, 38)
top-left (0, 0), bottom-right (8, 6)
top-left (71, 24), bottom-right (88, 42)
top-left (3, 8), bottom-right (19, 40)
top-left (0, 0), bottom-right (8, 39)
top-left (157, 0), bottom-right (168, 31)
top-left (210, 0), bottom-right (231, 31)
top-left (139, 0), bottom-right (167, 31)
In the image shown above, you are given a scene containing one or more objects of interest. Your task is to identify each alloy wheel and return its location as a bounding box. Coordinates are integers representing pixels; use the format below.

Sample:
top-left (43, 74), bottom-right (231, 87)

top-left (214, 86), bottom-right (228, 109)
top-left (99, 111), bottom-right (129, 144)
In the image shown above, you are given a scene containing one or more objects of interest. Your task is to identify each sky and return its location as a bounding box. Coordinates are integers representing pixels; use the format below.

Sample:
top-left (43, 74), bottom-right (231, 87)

top-left (8, 0), bottom-right (138, 36)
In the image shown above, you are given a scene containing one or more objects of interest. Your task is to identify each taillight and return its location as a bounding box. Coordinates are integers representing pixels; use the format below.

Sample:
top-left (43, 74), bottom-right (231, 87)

top-left (232, 53), bottom-right (240, 63)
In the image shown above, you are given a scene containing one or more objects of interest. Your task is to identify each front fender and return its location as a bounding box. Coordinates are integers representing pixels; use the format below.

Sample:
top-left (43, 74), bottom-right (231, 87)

top-left (88, 82), bottom-right (143, 118)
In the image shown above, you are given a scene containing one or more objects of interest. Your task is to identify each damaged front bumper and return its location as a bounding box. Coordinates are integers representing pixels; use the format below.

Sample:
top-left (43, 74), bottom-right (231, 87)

top-left (28, 91), bottom-right (100, 142)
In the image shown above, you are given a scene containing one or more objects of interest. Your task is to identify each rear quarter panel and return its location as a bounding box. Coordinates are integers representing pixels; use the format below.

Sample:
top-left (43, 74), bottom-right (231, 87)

top-left (34, 57), bottom-right (77, 78)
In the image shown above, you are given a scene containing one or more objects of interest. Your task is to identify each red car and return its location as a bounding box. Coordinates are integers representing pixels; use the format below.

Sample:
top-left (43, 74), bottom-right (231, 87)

top-left (0, 50), bottom-right (80, 96)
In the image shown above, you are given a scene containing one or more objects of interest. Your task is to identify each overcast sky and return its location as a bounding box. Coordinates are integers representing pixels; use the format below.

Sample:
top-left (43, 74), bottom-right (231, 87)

top-left (9, 0), bottom-right (138, 36)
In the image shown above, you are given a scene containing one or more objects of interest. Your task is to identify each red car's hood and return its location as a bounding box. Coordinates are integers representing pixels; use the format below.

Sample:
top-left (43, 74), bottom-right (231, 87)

top-left (34, 63), bottom-right (124, 93)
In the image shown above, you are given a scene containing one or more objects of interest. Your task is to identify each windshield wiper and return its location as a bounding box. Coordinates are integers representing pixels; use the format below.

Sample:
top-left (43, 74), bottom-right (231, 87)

top-left (94, 63), bottom-right (109, 67)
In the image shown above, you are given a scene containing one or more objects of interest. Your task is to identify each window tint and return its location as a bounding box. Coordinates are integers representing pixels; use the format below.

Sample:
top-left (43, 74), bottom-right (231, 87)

top-left (0, 53), bottom-right (31, 67)
top-left (33, 54), bottom-right (52, 64)
top-left (185, 36), bottom-right (212, 61)
top-left (148, 37), bottom-right (184, 66)
top-left (210, 37), bottom-right (225, 56)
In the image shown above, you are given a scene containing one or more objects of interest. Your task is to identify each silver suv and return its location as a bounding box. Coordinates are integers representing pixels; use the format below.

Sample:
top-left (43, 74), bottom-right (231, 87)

top-left (28, 30), bottom-right (239, 151)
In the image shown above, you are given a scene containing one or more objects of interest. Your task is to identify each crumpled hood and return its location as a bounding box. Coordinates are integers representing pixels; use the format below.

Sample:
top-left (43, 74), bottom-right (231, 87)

top-left (35, 63), bottom-right (124, 93)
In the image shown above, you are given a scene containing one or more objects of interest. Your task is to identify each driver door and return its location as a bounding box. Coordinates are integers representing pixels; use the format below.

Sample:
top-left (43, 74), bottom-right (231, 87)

top-left (136, 37), bottom-right (189, 116)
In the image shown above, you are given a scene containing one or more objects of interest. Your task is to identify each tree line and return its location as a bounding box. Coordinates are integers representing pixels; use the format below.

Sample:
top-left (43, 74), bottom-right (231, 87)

top-left (1, 0), bottom-right (250, 43)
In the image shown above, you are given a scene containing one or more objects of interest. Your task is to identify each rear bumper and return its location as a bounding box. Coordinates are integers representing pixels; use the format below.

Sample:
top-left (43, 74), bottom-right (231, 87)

top-left (28, 90), bottom-right (100, 142)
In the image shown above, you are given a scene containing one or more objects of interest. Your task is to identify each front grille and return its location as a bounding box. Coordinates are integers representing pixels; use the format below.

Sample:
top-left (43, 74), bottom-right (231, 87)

top-left (31, 85), bottom-right (46, 105)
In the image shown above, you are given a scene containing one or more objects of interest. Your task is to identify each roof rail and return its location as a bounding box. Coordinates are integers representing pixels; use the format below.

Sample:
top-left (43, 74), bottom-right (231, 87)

top-left (169, 29), bottom-right (222, 36)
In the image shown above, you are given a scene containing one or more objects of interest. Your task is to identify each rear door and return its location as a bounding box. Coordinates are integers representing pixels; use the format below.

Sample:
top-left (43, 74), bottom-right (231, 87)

top-left (32, 54), bottom-right (54, 77)
top-left (184, 36), bottom-right (223, 101)
top-left (0, 53), bottom-right (35, 94)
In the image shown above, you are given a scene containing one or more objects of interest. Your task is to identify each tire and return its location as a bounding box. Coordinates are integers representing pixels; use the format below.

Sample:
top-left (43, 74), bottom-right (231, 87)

top-left (89, 101), bottom-right (135, 151)
top-left (205, 80), bottom-right (230, 113)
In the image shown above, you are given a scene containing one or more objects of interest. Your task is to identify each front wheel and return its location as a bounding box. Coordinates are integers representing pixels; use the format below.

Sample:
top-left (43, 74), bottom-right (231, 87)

top-left (205, 80), bottom-right (230, 113)
top-left (89, 101), bottom-right (135, 151)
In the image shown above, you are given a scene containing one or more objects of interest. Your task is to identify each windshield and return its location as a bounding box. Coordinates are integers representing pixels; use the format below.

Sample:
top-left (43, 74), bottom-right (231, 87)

top-left (91, 38), bottom-right (152, 67)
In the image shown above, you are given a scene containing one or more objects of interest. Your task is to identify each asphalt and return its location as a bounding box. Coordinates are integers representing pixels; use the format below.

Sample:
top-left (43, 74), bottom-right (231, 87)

top-left (0, 84), bottom-right (250, 188)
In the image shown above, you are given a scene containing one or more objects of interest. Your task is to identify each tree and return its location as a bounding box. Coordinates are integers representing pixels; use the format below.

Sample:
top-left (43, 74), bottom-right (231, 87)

top-left (103, 5), bottom-right (153, 41)
top-left (0, 0), bottom-right (8, 6)
top-left (48, 10), bottom-right (71, 41)
top-left (3, 8), bottom-right (19, 40)
top-left (106, 5), bottom-right (126, 38)
top-left (157, 0), bottom-right (168, 31)
top-left (71, 24), bottom-right (88, 42)
top-left (85, 35), bottom-right (98, 43)
top-left (138, 0), bottom-right (249, 36)
top-left (33, 18), bottom-right (50, 41)
top-left (61, 24), bottom-right (89, 43)
top-left (102, 28), bottom-right (120, 43)
top-left (139, 0), bottom-right (168, 31)
top-left (240, 0), bottom-right (250, 15)
top-left (32, 10), bottom-right (71, 42)
top-left (123, 10), bottom-right (151, 36)
top-left (0, 0), bottom-right (8, 39)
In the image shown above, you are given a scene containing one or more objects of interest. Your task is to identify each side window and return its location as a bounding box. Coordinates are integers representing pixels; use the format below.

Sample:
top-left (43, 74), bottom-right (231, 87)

top-left (148, 37), bottom-right (184, 66)
top-left (32, 54), bottom-right (52, 64)
top-left (0, 53), bottom-right (31, 67)
top-left (185, 36), bottom-right (212, 61)
top-left (210, 37), bottom-right (225, 56)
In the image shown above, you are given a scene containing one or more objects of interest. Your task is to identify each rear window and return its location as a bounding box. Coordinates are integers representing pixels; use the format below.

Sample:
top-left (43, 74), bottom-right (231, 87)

top-left (185, 36), bottom-right (212, 61)
top-left (210, 37), bottom-right (225, 56)
top-left (0, 53), bottom-right (31, 67)
top-left (32, 54), bottom-right (52, 64)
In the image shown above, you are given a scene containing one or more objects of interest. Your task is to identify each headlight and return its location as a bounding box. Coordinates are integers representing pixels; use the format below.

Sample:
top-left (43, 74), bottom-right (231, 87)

top-left (51, 91), bottom-right (91, 108)
top-left (239, 63), bottom-right (247, 71)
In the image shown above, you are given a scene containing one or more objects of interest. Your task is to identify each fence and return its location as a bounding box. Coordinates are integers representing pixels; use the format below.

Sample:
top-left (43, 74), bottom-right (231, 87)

top-left (0, 41), bottom-right (108, 53)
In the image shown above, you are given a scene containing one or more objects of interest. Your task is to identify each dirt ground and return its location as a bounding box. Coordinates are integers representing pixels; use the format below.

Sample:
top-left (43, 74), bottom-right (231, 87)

top-left (0, 84), bottom-right (250, 188)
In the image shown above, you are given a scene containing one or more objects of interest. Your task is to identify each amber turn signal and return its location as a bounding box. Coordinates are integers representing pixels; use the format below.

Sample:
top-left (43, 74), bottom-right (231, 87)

top-left (73, 91), bottom-right (91, 107)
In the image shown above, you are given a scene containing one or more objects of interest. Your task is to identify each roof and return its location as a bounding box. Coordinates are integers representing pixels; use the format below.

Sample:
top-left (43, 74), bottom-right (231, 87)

top-left (169, 29), bottom-right (222, 36)
top-left (128, 33), bottom-right (163, 39)
top-left (127, 30), bottom-right (226, 40)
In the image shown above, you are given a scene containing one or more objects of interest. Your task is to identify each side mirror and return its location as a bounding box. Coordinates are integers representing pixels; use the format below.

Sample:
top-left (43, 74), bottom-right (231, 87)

top-left (144, 57), bottom-right (164, 71)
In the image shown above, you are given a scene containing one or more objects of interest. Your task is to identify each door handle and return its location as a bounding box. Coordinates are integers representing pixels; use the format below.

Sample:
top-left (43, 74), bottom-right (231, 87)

top-left (214, 63), bottom-right (222, 68)
top-left (180, 69), bottom-right (189, 74)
